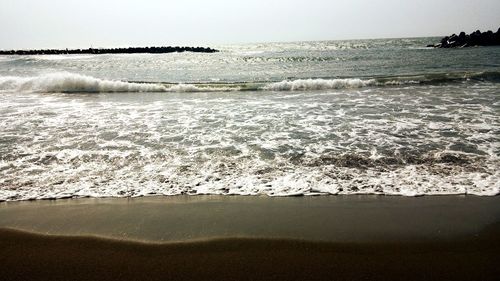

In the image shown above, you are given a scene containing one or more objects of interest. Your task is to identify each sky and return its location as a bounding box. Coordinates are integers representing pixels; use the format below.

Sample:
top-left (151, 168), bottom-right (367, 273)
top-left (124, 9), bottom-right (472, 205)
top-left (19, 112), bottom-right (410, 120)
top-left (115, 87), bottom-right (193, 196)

top-left (0, 0), bottom-right (499, 49)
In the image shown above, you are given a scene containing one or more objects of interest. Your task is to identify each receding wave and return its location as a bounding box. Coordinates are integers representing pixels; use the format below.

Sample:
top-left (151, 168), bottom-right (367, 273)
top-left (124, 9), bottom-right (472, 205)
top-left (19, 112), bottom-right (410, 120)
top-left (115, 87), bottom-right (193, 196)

top-left (0, 71), bottom-right (499, 93)
top-left (1, 149), bottom-right (498, 201)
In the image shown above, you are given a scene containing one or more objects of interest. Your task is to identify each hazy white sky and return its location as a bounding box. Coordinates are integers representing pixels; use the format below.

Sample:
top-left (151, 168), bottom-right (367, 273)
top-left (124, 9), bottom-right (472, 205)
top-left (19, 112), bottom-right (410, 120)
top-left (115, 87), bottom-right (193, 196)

top-left (1, 0), bottom-right (499, 49)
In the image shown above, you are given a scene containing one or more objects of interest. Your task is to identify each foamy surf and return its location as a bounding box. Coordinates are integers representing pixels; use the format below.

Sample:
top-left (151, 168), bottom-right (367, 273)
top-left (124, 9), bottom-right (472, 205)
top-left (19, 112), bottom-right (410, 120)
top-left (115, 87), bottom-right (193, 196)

top-left (1, 77), bottom-right (499, 201)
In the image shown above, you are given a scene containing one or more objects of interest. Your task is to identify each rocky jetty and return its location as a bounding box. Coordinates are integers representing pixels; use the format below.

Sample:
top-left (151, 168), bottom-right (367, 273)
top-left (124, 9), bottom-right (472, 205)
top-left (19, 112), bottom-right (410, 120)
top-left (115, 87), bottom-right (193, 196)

top-left (427, 28), bottom-right (500, 48)
top-left (0, 46), bottom-right (219, 55)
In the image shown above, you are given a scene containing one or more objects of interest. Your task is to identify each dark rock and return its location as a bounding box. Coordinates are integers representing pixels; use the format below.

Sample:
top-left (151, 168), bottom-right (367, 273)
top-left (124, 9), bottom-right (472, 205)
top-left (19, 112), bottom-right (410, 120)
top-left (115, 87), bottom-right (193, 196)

top-left (429, 28), bottom-right (500, 48)
top-left (0, 46), bottom-right (220, 55)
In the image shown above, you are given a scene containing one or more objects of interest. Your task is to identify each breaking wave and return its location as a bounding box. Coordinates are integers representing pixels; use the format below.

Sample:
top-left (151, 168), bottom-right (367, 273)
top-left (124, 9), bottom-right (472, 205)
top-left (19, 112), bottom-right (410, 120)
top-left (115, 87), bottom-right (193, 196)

top-left (0, 71), bottom-right (499, 93)
top-left (0, 73), bottom-right (241, 93)
top-left (0, 73), bottom-right (168, 93)
top-left (263, 78), bottom-right (376, 91)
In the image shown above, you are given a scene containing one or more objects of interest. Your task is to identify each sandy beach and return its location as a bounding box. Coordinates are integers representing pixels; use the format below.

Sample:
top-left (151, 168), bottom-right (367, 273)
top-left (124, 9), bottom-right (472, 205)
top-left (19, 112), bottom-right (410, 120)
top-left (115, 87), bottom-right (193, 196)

top-left (2, 1), bottom-right (499, 280)
top-left (1, 195), bottom-right (499, 280)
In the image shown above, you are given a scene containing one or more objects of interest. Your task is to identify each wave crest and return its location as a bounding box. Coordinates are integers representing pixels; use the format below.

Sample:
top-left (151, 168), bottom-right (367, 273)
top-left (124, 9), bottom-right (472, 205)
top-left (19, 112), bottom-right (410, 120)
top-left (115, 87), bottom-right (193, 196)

top-left (0, 73), bottom-right (168, 93)
top-left (263, 78), bottom-right (376, 91)
top-left (0, 73), bottom-right (245, 93)
top-left (1, 70), bottom-right (499, 94)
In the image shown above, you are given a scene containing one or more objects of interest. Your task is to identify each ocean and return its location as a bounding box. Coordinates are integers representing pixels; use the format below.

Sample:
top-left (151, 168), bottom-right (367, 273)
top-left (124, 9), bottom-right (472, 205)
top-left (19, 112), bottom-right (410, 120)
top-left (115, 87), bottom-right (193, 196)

top-left (0, 38), bottom-right (499, 201)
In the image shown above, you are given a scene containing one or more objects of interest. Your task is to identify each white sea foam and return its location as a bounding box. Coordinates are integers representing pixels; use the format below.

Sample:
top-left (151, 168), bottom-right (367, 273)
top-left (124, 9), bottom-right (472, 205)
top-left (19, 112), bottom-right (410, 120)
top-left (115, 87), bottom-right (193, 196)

top-left (263, 78), bottom-right (376, 91)
top-left (167, 83), bottom-right (238, 92)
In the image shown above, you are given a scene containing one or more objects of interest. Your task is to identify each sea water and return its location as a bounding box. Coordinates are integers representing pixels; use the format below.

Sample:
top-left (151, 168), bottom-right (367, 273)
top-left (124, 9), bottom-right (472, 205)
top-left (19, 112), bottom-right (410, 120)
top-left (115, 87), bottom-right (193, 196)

top-left (0, 38), bottom-right (499, 200)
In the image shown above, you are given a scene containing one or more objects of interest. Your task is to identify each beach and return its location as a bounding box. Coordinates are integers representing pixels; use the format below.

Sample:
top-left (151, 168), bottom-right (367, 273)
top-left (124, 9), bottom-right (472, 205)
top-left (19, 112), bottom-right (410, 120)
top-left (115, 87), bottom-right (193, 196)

top-left (1, 38), bottom-right (499, 280)
top-left (1, 195), bottom-right (500, 280)
top-left (1, 0), bottom-right (500, 279)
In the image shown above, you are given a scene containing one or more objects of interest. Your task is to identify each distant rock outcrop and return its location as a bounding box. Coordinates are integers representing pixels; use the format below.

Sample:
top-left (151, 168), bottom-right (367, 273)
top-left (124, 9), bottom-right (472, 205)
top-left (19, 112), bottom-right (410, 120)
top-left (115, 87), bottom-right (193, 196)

top-left (427, 28), bottom-right (500, 48)
top-left (0, 46), bottom-right (219, 55)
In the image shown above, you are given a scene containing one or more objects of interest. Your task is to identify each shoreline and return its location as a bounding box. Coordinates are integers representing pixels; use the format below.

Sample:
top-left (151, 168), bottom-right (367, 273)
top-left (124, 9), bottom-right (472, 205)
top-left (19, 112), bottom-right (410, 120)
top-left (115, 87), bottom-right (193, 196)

top-left (1, 195), bottom-right (500, 242)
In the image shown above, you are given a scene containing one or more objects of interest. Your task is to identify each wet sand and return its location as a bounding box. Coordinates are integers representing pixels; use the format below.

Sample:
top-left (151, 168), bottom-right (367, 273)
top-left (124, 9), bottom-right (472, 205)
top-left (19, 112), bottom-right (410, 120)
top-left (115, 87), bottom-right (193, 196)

top-left (1, 195), bottom-right (500, 242)
top-left (1, 195), bottom-right (500, 280)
